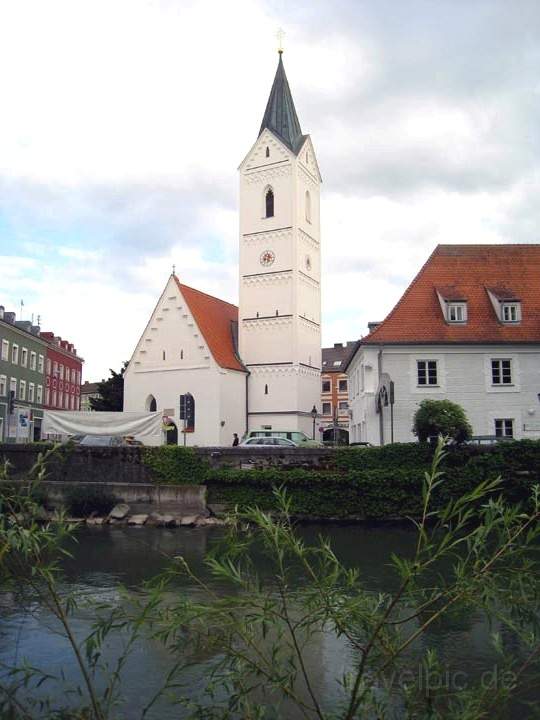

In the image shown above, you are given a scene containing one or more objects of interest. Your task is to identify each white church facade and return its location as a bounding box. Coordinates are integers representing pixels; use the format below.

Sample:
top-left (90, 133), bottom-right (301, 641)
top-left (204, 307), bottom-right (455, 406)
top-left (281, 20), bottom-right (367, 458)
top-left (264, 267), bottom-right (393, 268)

top-left (123, 52), bottom-right (322, 445)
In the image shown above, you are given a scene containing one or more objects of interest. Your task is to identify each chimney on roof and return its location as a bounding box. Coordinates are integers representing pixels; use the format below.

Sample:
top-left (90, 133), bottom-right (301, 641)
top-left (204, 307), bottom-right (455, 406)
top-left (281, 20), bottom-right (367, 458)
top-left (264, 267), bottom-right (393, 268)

top-left (346, 340), bottom-right (357, 347)
top-left (368, 321), bottom-right (382, 333)
top-left (334, 342), bottom-right (343, 348)
top-left (0, 306), bottom-right (4, 320)
top-left (4, 312), bottom-right (15, 324)
top-left (15, 320), bottom-right (32, 333)
top-left (31, 325), bottom-right (41, 336)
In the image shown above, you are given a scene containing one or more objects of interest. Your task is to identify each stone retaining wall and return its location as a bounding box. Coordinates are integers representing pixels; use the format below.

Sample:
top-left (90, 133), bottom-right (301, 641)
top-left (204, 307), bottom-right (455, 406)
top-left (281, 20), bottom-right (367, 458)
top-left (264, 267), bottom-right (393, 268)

top-left (40, 480), bottom-right (207, 515)
top-left (0, 443), bottom-right (335, 484)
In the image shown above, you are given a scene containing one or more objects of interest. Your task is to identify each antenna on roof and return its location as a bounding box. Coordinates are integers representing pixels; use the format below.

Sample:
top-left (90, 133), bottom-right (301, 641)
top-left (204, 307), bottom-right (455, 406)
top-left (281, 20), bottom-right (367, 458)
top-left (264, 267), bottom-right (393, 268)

top-left (37, 314), bottom-right (41, 326)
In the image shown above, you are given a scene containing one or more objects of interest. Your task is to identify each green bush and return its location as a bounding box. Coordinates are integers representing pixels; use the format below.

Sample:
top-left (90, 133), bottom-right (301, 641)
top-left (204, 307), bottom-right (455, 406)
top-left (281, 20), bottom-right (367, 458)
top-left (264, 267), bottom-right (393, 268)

top-left (206, 440), bottom-right (540, 519)
top-left (62, 485), bottom-right (118, 517)
top-left (413, 399), bottom-right (473, 442)
top-left (141, 446), bottom-right (208, 484)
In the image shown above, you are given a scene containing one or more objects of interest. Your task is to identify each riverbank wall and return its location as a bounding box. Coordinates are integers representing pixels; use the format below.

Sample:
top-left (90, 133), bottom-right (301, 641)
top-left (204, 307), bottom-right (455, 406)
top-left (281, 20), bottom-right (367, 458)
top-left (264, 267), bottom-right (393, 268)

top-left (1, 441), bottom-right (539, 520)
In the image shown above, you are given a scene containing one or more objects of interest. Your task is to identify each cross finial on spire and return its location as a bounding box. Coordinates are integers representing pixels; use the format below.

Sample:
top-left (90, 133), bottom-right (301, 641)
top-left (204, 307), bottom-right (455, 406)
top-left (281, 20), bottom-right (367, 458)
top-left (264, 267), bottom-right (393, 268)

top-left (276, 27), bottom-right (285, 55)
top-left (172, 263), bottom-right (176, 276)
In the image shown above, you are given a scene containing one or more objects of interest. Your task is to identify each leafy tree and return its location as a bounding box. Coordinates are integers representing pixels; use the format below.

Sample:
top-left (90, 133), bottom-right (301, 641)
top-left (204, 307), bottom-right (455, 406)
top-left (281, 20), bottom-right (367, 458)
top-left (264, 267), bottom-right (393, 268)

top-left (89, 361), bottom-right (128, 411)
top-left (413, 398), bottom-right (473, 443)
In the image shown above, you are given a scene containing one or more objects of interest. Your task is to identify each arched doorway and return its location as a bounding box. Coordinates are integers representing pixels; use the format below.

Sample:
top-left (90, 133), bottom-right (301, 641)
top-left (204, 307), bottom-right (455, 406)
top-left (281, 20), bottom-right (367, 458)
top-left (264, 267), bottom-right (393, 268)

top-left (166, 421), bottom-right (178, 446)
top-left (146, 395), bottom-right (157, 412)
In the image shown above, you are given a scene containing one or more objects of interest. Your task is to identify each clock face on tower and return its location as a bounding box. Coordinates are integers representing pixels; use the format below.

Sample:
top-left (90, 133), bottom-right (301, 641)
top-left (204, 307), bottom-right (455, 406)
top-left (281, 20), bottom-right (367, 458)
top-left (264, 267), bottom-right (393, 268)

top-left (260, 249), bottom-right (276, 267)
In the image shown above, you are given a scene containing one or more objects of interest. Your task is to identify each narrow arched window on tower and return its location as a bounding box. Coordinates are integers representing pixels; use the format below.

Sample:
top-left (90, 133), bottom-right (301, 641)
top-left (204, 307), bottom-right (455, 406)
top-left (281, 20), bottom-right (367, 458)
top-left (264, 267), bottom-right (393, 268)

top-left (266, 146), bottom-right (270, 158)
top-left (162, 351), bottom-right (166, 361)
top-left (180, 349), bottom-right (184, 359)
top-left (265, 188), bottom-right (274, 218)
top-left (305, 190), bottom-right (311, 223)
top-left (264, 384), bottom-right (268, 395)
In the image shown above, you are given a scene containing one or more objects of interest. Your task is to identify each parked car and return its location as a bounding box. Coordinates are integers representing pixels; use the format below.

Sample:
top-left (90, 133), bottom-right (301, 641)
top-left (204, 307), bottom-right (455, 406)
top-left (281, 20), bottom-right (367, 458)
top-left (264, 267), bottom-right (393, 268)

top-left (240, 436), bottom-right (297, 448)
top-left (244, 430), bottom-right (321, 447)
top-left (79, 435), bottom-right (124, 447)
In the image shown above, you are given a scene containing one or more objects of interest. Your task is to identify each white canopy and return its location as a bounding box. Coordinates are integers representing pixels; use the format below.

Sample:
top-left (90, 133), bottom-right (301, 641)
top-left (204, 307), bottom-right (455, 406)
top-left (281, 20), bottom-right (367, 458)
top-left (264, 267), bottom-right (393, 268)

top-left (42, 411), bottom-right (163, 438)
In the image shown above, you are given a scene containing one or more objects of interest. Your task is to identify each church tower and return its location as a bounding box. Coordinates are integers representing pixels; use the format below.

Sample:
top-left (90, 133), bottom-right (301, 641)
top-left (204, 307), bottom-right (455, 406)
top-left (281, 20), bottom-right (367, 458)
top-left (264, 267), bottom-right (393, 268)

top-left (238, 51), bottom-right (322, 437)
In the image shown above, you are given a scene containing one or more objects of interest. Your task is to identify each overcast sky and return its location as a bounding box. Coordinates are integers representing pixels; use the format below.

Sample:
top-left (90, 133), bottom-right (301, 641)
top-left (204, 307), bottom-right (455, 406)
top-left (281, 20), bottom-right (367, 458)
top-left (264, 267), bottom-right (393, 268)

top-left (1, 0), bottom-right (539, 380)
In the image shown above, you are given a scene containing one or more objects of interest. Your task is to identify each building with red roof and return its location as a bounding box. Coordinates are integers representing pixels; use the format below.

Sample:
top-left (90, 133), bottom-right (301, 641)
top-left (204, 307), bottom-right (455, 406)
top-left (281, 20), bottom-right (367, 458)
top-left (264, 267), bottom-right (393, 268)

top-left (346, 244), bottom-right (540, 445)
top-left (123, 273), bottom-right (247, 446)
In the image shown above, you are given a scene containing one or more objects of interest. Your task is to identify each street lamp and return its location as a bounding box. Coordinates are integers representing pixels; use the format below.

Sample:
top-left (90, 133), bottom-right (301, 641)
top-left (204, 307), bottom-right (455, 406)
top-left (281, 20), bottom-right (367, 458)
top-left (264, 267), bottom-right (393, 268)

top-left (310, 405), bottom-right (317, 440)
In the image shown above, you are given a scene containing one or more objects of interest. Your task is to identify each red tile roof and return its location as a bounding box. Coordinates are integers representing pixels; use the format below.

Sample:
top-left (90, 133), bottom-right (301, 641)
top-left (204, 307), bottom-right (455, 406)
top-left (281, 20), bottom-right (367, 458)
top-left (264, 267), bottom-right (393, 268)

top-left (174, 277), bottom-right (245, 372)
top-left (364, 244), bottom-right (540, 345)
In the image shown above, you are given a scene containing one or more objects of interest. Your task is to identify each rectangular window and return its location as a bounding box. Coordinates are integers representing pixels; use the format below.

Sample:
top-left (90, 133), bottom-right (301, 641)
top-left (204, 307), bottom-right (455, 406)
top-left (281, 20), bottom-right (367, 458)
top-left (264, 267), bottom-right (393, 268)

top-left (28, 383), bottom-right (35, 402)
top-left (30, 351), bottom-right (37, 370)
top-left (495, 419), bottom-right (513, 438)
top-left (417, 360), bottom-right (438, 386)
top-left (52, 390), bottom-right (57, 407)
top-left (338, 400), bottom-right (349, 411)
top-left (338, 379), bottom-right (348, 393)
top-left (19, 379), bottom-right (26, 401)
top-left (12, 344), bottom-right (19, 364)
top-left (53, 361), bottom-right (58, 376)
top-left (64, 392), bottom-right (69, 408)
top-left (10, 378), bottom-right (17, 396)
top-left (322, 401), bottom-right (332, 415)
top-left (36, 385), bottom-right (43, 404)
top-left (46, 358), bottom-right (51, 375)
top-left (21, 348), bottom-right (28, 367)
top-left (502, 303), bottom-right (519, 322)
top-left (491, 359), bottom-right (512, 385)
top-left (1, 339), bottom-right (8, 361)
top-left (45, 387), bottom-right (50, 405)
top-left (0, 375), bottom-right (6, 396)
top-left (448, 303), bottom-right (466, 322)
top-left (59, 364), bottom-right (64, 380)
top-left (38, 354), bottom-right (44, 373)
top-left (322, 379), bottom-right (331, 393)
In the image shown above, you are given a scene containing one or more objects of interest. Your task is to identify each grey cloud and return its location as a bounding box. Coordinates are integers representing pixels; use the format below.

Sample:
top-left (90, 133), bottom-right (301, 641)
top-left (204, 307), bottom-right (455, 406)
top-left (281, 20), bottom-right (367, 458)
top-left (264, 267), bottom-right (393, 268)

top-left (268, 0), bottom-right (540, 198)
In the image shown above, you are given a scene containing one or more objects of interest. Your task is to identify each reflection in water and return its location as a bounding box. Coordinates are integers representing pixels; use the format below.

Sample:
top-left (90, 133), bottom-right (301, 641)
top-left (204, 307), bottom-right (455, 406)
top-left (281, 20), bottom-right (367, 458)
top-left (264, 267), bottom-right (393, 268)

top-left (0, 525), bottom-right (533, 718)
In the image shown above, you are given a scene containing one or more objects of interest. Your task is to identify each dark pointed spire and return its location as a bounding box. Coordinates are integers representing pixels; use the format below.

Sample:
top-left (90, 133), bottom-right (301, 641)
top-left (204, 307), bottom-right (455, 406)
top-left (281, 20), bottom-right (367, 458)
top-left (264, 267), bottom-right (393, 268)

top-left (259, 53), bottom-right (305, 154)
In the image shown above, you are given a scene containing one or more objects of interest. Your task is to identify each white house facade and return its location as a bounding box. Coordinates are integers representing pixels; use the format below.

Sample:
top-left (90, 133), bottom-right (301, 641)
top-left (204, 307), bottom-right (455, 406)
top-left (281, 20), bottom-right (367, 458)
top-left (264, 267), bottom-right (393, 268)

top-left (124, 52), bottom-right (322, 444)
top-left (347, 245), bottom-right (540, 445)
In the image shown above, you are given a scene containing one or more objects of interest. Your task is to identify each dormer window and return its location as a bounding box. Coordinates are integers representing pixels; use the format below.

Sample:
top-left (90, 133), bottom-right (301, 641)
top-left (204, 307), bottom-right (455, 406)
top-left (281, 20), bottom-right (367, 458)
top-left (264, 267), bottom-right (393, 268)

top-left (502, 302), bottom-right (520, 323)
top-left (447, 302), bottom-right (467, 323)
top-left (486, 288), bottom-right (521, 324)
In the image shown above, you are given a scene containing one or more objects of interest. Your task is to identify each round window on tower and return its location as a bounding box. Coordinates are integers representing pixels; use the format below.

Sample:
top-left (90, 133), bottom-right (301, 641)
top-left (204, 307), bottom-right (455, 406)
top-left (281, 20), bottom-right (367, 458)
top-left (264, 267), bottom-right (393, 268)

top-left (260, 250), bottom-right (276, 267)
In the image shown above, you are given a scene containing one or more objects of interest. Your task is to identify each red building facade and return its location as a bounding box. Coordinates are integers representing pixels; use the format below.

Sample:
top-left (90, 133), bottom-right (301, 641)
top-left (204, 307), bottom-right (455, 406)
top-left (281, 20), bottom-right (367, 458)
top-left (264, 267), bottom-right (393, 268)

top-left (40, 332), bottom-right (83, 410)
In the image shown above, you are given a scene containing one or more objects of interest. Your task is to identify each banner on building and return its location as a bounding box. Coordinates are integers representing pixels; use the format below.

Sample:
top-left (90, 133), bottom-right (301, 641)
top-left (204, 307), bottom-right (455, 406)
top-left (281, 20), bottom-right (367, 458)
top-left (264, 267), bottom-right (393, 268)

top-left (42, 411), bottom-right (162, 438)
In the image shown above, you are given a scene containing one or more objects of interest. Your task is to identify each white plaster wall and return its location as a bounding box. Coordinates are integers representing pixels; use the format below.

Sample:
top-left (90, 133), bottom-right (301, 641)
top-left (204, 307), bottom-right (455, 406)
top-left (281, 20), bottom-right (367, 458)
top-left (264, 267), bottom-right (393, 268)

top-left (241, 319), bottom-right (294, 364)
top-left (347, 344), bottom-right (540, 445)
top-left (219, 369), bottom-right (247, 445)
top-left (240, 273), bottom-right (293, 320)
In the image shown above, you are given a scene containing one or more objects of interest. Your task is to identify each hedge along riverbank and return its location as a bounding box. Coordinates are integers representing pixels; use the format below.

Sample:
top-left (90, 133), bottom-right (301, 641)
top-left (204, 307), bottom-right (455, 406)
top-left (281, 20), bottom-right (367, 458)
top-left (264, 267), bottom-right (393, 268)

top-left (204, 441), bottom-right (540, 519)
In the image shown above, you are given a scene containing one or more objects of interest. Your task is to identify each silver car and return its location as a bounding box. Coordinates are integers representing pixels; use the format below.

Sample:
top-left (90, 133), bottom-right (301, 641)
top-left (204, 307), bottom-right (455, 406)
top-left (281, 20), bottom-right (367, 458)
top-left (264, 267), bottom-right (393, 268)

top-left (240, 436), bottom-right (297, 448)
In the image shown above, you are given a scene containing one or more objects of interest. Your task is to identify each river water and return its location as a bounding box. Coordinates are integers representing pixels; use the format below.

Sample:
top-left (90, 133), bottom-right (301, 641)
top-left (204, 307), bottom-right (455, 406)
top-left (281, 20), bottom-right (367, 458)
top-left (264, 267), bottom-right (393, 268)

top-left (0, 524), bottom-right (536, 718)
